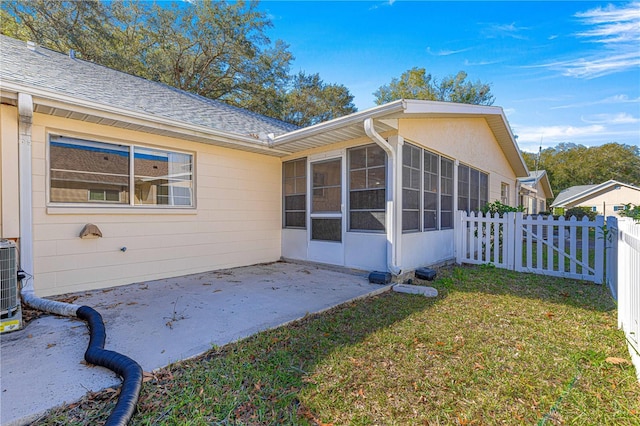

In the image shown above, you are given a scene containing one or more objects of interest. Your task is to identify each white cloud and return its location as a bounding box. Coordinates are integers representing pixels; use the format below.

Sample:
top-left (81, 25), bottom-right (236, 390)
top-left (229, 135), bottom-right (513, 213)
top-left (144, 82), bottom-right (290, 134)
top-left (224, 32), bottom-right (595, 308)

top-left (463, 58), bottom-right (502, 66)
top-left (551, 94), bottom-right (640, 109)
top-left (482, 22), bottom-right (530, 40)
top-left (427, 47), bottom-right (472, 56)
top-left (581, 112), bottom-right (639, 125)
top-left (575, 3), bottom-right (640, 44)
top-left (513, 124), bottom-right (606, 147)
top-left (369, 0), bottom-right (396, 10)
top-left (546, 2), bottom-right (640, 78)
top-left (552, 51), bottom-right (640, 79)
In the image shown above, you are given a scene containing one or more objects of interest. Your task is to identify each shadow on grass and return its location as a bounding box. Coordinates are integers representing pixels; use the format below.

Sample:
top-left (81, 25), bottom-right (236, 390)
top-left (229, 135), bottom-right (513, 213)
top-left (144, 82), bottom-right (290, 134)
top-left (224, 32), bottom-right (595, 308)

top-left (36, 264), bottom-right (625, 425)
top-left (427, 263), bottom-right (616, 313)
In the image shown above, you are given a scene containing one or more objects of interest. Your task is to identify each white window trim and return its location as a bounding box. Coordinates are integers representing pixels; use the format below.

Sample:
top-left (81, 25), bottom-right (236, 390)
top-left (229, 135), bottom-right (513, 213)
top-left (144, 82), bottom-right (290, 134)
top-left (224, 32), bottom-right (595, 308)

top-left (47, 133), bottom-right (195, 209)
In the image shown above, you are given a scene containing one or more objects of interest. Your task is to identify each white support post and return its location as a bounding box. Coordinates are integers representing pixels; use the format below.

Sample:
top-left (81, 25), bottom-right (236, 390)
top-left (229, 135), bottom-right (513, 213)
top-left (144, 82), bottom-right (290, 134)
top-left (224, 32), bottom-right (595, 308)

top-left (594, 215), bottom-right (605, 284)
top-left (512, 212), bottom-right (522, 271)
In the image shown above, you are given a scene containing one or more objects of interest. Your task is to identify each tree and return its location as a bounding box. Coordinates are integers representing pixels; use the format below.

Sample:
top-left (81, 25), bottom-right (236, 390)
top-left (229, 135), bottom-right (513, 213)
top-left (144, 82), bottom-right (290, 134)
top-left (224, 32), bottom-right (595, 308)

top-left (1, 1), bottom-right (293, 116)
top-left (521, 142), bottom-right (640, 194)
top-left (280, 72), bottom-right (357, 127)
top-left (2, 0), bottom-right (360, 126)
top-left (373, 67), bottom-right (494, 105)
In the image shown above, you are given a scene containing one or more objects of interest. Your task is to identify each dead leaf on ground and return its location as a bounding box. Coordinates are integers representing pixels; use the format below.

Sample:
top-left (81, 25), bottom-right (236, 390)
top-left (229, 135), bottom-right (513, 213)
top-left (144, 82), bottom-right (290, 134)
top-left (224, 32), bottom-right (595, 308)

top-left (605, 357), bottom-right (631, 365)
top-left (545, 312), bottom-right (555, 320)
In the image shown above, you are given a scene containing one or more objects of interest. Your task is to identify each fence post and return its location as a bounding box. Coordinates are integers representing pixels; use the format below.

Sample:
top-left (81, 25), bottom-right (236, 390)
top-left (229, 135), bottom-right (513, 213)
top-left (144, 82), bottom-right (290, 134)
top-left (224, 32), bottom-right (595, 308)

top-left (594, 215), bottom-right (605, 284)
top-left (606, 216), bottom-right (618, 301)
top-left (456, 210), bottom-right (463, 264)
top-left (506, 212), bottom-right (516, 270)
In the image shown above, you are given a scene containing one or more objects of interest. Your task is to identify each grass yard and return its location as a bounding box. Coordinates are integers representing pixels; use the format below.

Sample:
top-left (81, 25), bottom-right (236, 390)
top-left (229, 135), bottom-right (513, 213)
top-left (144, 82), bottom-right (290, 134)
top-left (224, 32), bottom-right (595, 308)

top-left (37, 265), bottom-right (639, 425)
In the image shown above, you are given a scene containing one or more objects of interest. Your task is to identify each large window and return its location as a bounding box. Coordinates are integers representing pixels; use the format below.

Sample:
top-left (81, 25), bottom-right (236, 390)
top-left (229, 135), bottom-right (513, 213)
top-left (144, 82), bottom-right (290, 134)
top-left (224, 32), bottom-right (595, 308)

top-left (283, 158), bottom-right (307, 228)
top-left (440, 157), bottom-right (454, 229)
top-left (458, 164), bottom-right (488, 213)
top-left (402, 143), bottom-right (454, 232)
top-left (349, 145), bottom-right (386, 232)
top-left (402, 144), bottom-right (421, 231)
top-left (49, 135), bottom-right (193, 206)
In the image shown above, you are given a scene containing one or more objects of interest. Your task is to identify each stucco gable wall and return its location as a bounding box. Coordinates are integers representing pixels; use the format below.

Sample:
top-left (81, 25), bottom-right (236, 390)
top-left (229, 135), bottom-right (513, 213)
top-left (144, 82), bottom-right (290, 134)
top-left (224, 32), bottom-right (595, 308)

top-left (28, 113), bottom-right (282, 296)
top-left (571, 186), bottom-right (640, 217)
top-left (399, 117), bottom-right (519, 205)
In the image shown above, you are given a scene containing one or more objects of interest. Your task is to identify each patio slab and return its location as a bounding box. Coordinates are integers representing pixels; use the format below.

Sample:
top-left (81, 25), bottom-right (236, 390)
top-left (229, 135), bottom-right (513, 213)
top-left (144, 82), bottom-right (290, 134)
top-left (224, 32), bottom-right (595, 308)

top-left (0, 261), bottom-right (390, 426)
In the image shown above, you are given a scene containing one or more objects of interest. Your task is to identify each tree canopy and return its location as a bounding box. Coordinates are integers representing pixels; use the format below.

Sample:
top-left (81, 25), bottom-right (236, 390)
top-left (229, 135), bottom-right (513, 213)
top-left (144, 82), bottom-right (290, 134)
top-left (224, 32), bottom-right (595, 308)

top-left (521, 142), bottom-right (640, 194)
top-left (280, 72), bottom-right (357, 127)
top-left (373, 67), bottom-right (494, 106)
top-left (1, 0), bottom-right (356, 126)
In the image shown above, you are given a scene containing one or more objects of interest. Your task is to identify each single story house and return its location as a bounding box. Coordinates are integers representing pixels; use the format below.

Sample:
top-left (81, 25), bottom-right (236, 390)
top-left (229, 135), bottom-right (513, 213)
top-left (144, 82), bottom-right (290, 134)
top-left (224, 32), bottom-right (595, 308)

top-left (551, 180), bottom-right (640, 217)
top-left (517, 170), bottom-right (553, 214)
top-left (1, 34), bottom-right (529, 297)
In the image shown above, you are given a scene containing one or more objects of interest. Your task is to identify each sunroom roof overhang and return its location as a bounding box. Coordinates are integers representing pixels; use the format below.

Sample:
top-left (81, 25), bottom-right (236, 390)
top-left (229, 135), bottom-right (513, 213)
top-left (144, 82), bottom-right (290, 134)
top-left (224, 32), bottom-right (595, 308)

top-left (272, 99), bottom-right (529, 177)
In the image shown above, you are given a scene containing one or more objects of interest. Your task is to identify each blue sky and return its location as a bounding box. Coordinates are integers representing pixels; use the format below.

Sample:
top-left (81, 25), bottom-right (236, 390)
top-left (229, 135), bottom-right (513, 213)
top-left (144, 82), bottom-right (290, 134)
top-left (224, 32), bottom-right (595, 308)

top-left (256, 1), bottom-right (640, 152)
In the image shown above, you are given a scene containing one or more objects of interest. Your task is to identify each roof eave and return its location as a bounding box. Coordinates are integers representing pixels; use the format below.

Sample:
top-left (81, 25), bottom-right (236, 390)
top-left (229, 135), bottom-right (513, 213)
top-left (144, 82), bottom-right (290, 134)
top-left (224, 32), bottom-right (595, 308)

top-left (1, 82), bottom-right (292, 156)
top-left (551, 180), bottom-right (633, 207)
top-left (272, 99), bottom-right (406, 146)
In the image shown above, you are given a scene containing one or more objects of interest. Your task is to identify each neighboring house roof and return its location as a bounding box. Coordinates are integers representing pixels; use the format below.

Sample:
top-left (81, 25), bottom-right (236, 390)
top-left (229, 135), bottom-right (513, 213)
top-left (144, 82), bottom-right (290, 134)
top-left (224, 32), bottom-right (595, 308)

top-left (517, 170), bottom-right (554, 198)
top-left (551, 180), bottom-right (639, 207)
top-left (0, 34), bottom-right (297, 155)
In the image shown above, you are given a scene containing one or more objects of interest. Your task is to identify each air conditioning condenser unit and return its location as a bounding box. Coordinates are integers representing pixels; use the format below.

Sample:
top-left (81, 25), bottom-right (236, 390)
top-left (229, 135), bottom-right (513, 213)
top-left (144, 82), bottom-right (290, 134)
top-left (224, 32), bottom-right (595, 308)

top-left (1, 240), bottom-right (22, 333)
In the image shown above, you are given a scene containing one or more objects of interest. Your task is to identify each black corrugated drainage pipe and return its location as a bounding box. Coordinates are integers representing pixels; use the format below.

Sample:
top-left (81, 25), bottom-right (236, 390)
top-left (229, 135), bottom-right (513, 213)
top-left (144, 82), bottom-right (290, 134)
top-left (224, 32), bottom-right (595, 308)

top-left (20, 279), bottom-right (143, 425)
top-left (76, 306), bottom-right (143, 426)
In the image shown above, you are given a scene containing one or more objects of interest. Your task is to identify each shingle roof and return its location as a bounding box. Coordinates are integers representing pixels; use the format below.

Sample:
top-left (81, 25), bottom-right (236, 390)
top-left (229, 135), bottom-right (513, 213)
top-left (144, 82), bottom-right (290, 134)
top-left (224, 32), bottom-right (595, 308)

top-left (552, 184), bottom-right (597, 206)
top-left (0, 35), bottom-right (297, 137)
top-left (551, 180), bottom-right (640, 207)
top-left (518, 170), bottom-right (546, 185)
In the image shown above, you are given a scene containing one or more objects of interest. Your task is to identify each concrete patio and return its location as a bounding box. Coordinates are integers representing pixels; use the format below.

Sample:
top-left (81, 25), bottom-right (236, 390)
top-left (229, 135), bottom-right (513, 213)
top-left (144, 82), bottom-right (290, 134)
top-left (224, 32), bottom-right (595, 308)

top-left (1, 261), bottom-right (390, 426)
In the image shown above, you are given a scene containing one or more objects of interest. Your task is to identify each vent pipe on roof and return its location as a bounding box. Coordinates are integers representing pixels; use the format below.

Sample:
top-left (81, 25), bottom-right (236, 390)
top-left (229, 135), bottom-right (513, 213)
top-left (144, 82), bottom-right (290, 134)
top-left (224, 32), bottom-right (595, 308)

top-left (26, 41), bottom-right (36, 51)
top-left (69, 49), bottom-right (76, 59)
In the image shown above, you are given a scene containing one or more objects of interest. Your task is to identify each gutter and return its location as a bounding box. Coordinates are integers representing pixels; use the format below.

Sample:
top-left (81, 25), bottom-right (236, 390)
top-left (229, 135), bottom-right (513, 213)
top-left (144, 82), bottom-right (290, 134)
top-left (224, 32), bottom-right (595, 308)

top-left (364, 118), bottom-right (402, 275)
top-left (272, 100), bottom-right (406, 147)
top-left (2, 82), bottom-right (292, 157)
top-left (17, 93), bottom-right (142, 426)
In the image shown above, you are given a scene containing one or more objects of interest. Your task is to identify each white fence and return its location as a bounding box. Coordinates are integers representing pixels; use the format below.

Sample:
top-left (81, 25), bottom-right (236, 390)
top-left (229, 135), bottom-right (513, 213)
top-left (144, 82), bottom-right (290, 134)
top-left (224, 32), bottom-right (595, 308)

top-left (456, 211), bottom-right (605, 284)
top-left (607, 217), bottom-right (640, 381)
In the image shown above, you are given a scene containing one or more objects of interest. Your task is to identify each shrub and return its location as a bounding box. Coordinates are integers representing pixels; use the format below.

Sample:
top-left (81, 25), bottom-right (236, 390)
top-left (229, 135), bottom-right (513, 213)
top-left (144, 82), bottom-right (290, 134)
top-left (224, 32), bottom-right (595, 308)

top-left (480, 201), bottom-right (524, 217)
top-left (618, 203), bottom-right (640, 222)
top-left (564, 206), bottom-right (597, 220)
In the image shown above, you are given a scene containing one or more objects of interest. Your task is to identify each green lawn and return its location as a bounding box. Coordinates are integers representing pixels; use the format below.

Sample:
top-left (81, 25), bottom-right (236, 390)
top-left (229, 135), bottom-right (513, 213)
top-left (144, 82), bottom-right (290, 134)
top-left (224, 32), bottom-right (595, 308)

top-left (37, 265), bottom-right (639, 425)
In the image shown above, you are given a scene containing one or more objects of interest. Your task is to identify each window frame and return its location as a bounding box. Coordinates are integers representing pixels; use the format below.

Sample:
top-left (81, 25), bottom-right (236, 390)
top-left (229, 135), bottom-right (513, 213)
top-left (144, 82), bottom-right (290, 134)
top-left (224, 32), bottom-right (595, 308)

top-left (347, 144), bottom-right (387, 233)
top-left (402, 143), bottom-right (456, 233)
top-left (501, 182), bottom-right (510, 205)
top-left (282, 157), bottom-right (307, 229)
top-left (48, 134), bottom-right (195, 208)
top-left (457, 163), bottom-right (489, 214)
top-left (402, 143), bottom-right (422, 232)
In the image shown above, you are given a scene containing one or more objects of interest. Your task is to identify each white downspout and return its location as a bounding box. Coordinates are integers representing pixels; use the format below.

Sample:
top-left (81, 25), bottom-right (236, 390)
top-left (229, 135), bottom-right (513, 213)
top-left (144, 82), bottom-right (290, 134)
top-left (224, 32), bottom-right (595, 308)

top-left (18, 93), bottom-right (80, 316)
top-left (364, 118), bottom-right (401, 275)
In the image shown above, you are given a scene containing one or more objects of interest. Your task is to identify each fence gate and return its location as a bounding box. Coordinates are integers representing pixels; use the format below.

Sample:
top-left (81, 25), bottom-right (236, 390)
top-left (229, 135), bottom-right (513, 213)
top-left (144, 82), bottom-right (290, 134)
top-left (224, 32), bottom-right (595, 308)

top-left (456, 211), bottom-right (605, 284)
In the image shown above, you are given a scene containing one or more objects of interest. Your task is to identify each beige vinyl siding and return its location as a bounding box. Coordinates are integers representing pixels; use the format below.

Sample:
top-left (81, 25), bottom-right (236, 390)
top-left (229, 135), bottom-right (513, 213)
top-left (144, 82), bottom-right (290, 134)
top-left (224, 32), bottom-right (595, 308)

top-left (30, 113), bottom-right (281, 296)
top-left (572, 186), bottom-right (640, 217)
top-left (399, 117), bottom-right (518, 205)
top-left (0, 105), bottom-right (20, 239)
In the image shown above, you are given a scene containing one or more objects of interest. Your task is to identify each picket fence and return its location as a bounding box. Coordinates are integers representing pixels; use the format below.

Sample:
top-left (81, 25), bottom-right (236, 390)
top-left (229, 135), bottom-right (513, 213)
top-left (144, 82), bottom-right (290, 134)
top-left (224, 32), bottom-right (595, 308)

top-left (606, 217), bottom-right (640, 381)
top-left (456, 210), bottom-right (640, 380)
top-left (455, 211), bottom-right (605, 284)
